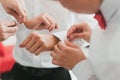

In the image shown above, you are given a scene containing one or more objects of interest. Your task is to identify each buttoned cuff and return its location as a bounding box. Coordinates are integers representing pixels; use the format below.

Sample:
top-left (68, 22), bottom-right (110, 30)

top-left (52, 31), bottom-right (67, 42)
top-left (52, 31), bottom-right (89, 47)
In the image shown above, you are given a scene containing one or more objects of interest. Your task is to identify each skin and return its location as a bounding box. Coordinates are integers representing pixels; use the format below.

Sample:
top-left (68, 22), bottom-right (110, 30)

top-left (59, 0), bottom-right (102, 14)
top-left (24, 13), bottom-right (58, 31)
top-left (67, 22), bottom-right (92, 43)
top-left (19, 32), bottom-right (60, 56)
top-left (51, 22), bottom-right (91, 70)
top-left (0, 0), bottom-right (27, 23)
top-left (50, 0), bottom-right (103, 69)
top-left (51, 40), bottom-right (86, 70)
top-left (0, 21), bottom-right (18, 42)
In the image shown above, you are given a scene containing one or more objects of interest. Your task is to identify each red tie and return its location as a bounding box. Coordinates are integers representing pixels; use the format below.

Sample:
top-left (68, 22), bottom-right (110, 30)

top-left (94, 11), bottom-right (106, 29)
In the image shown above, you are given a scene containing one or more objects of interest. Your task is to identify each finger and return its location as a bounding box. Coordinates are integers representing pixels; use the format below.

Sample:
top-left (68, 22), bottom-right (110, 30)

top-left (4, 26), bottom-right (18, 33)
top-left (33, 15), bottom-right (50, 30)
top-left (29, 40), bottom-right (42, 53)
top-left (19, 0), bottom-right (27, 18)
top-left (8, 10), bottom-right (20, 22)
top-left (19, 0), bottom-right (27, 11)
top-left (34, 47), bottom-right (44, 56)
top-left (50, 51), bottom-right (58, 60)
top-left (24, 19), bottom-right (34, 29)
top-left (64, 40), bottom-right (79, 48)
top-left (17, 9), bottom-right (26, 23)
top-left (19, 33), bottom-right (34, 47)
top-left (56, 42), bottom-right (66, 51)
top-left (51, 51), bottom-right (59, 65)
top-left (69, 33), bottom-right (85, 40)
top-left (52, 57), bottom-right (58, 65)
top-left (41, 16), bottom-right (50, 28)
top-left (4, 21), bottom-right (16, 27)
top-left (53, 45), bottom-right (61, 56)
top-left (67, 25), bottom-right (77, 38)
top-left (13, 1), bottom-right (27, 23)
top-left (25, 34), bottom-right (40, 50)
top-left (44, 15), bottom-right (56, 31)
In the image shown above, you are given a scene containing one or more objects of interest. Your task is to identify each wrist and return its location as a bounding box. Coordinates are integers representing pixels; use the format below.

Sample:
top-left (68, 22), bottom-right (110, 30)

top-left (49, 34), bottom-right (60, 49)
top-left (51, 34), bottom-right (60, 42)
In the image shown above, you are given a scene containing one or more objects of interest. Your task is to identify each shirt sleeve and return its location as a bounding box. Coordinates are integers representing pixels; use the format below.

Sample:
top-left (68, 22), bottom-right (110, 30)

top-left (52, 31), bottom-right (67, 43)
top-left (72, 59), bottom-right (96, 80)
top-left (52, 31), bottom-right (89, 47)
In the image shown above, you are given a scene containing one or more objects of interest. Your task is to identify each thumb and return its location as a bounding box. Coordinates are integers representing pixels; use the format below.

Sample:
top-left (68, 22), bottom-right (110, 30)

top-left (40, 16), bottom-right (50, 28)
top-left (19, 41), bottom-right (25, 48)
top-left (14, 3), bottom-right (27, 23)
top-left (24, 19), bottom-right (32, 29)
top-left (64, 40), bottom-right (79, 48)
top-left (8, 10), bottom-right (20, 22)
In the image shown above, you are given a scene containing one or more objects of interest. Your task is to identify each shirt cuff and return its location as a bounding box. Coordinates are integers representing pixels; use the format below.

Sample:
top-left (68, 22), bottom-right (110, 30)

top-left (52, 31), bottom-right (89, 47)
top-left (72, 59), bottom-right (95, 80)
top-left (52, 31), bottom-right (67, 42)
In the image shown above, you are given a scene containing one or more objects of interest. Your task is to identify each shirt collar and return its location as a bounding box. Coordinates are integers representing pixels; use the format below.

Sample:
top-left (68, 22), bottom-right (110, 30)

top-left (100, 0), bottom-right (120, 23)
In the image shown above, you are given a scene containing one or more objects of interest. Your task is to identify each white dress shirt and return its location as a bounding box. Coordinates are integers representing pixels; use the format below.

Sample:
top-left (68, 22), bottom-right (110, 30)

top-left (72, 0), bottom-right (120, 80)
top-left (13, 0), bottom-right (76, 68)
top-left (12, 0), bottom-right (96, 68)
top-left (0, 0), bottom-right (96, 69)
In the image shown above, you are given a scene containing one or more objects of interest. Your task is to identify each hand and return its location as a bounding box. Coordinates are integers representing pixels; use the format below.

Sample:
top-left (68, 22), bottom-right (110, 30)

top-left (19, 32), bottom-right (60, 55)
top-left (0, 0), bottom-right (27, 23)
top-left (24, 13), bottom-right (58, 31)
top-left (51, 40), bottom-right (86, 70)
top-left (0, 21), bottom-right (18, 42)
top-left (67, 22), bottom-right (92, 42)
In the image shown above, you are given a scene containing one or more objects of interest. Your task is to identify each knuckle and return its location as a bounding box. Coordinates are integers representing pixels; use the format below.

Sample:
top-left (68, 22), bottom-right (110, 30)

top-left (60, 53), bottom-right (64, 58)
top-left (26, 47), bottom-right (29, 50)
top-left (34, 36), bottom-right (39, 40)
top-left (37, 39), bottom-right (42, 43)
top-left (6, 10), bottom-right (11, 14)
top-left (63, 48), bottom-right (67, 52)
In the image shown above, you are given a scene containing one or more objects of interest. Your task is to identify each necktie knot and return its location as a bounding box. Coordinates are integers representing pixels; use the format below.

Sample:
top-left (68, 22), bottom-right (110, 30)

top-left (94, 11), bottom-right (106, 29)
